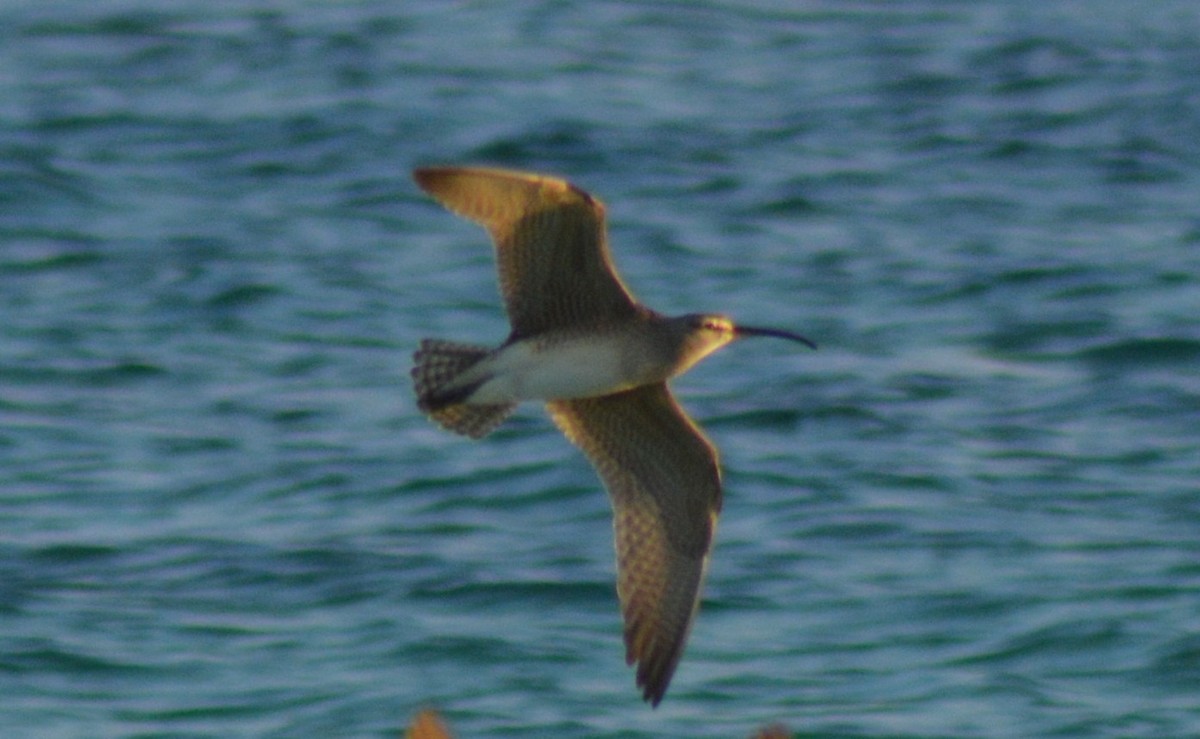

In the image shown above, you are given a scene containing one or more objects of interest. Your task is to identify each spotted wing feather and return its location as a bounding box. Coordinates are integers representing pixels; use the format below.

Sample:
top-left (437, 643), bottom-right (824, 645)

top-left (547, 383), bottom-right (721, 706)
top-left (412, 167), bottom-right (642, 336)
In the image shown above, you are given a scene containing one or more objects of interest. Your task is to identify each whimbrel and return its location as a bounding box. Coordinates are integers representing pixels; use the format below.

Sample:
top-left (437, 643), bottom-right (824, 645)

top-left (410, 167), bottom-right (815, 706)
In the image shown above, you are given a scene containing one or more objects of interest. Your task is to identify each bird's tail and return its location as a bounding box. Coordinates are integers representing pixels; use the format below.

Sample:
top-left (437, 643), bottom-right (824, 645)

top-left (411, 339), bottom-right (515, 439)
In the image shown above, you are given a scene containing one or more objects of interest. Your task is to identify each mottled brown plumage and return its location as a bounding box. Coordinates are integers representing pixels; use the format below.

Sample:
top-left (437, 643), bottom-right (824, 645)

top-left (547, 384), bottom-right (719, 705)
top-left (412, 167), bottom-right (641, 337)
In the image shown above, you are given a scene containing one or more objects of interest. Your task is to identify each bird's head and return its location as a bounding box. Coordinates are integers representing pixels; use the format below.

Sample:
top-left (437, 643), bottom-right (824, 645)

top-left (668, 313), bottom-right (816, 376)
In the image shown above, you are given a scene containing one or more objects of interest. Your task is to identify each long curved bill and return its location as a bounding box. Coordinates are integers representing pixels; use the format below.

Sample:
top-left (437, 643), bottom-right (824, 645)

top-left (734, 325), bottom-right (818, 350)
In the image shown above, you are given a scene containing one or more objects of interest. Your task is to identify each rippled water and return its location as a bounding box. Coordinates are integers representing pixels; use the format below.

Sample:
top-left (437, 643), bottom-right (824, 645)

top-left (3, 1), bottom-right (1199, 737)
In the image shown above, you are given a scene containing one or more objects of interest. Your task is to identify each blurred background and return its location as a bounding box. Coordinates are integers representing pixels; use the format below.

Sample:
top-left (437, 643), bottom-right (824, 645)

top-left (2, 1), bottom-right (1198, 736)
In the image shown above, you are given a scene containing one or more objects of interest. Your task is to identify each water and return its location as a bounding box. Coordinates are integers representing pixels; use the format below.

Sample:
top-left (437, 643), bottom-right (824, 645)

top-left (2, 1), bottom-right (1199, 737)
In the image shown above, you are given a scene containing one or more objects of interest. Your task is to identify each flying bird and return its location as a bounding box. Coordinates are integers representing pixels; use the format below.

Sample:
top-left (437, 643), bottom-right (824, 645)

top-left (410, 167), bottom-right (815, 705)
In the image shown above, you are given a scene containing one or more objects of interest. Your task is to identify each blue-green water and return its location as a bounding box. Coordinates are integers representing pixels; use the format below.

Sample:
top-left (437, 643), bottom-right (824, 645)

top-left (3, 2), bottom-right (1199, 737)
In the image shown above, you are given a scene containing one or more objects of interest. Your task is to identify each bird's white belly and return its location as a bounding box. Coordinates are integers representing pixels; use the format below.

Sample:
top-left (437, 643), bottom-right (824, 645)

top-left (467, 336), bottom-right (638, 403)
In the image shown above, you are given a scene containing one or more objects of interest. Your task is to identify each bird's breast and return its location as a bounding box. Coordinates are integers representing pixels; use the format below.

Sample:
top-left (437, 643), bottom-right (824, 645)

top-left (465, 333), bottom-right (660, 404)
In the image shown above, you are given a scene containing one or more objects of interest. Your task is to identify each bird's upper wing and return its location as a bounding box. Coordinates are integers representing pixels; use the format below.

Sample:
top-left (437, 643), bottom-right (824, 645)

top-left (413, 167), bottom-right (642, 336)
top-left (547, 383), bottom-right (722, 706)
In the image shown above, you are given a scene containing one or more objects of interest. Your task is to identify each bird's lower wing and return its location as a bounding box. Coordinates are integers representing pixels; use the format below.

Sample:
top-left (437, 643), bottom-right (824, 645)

top-left (547, 383), bottom-right (722, 705)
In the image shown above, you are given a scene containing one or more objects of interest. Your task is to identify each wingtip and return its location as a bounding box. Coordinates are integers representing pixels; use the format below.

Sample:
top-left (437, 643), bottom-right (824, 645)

top-left (642, 679), bottom-right (667, 708)
top-left (637, 661), bottom-right (675, 708)
top-left (630, 635), bottom-right (682, 708)
top-left (412, 166), bottom-right (445, 192)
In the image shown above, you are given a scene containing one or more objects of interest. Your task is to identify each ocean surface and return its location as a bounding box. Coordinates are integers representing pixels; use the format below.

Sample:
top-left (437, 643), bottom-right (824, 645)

top-left (2, 1), bottom-right (1199, 737)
